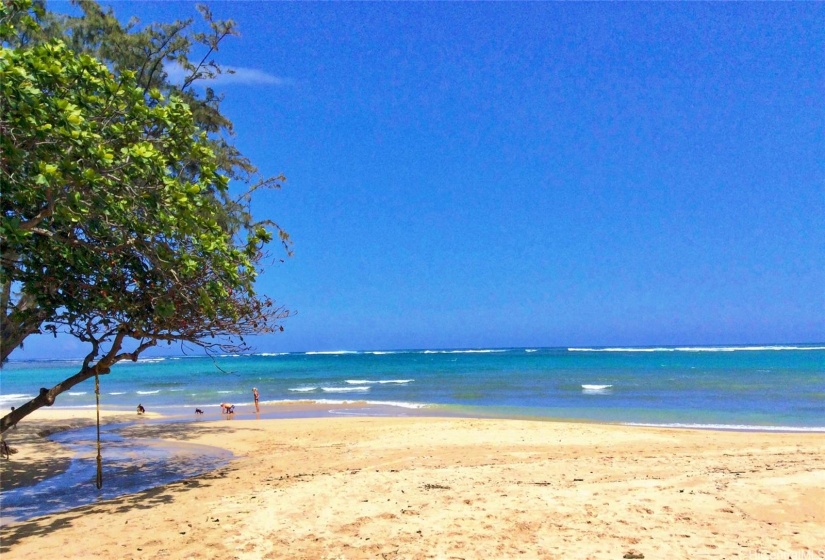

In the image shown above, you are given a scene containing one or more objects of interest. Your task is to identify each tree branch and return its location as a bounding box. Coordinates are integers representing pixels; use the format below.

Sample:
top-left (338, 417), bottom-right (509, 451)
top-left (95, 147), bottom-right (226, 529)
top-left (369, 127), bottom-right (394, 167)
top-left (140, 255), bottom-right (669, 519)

top-left (0, 332), bottom-right (124, 434)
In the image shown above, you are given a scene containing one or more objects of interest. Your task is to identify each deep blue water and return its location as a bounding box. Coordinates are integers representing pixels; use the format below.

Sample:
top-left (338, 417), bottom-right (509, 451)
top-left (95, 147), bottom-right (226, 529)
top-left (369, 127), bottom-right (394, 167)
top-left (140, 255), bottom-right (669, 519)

top-left (3, 345), bottom-right (824, 430)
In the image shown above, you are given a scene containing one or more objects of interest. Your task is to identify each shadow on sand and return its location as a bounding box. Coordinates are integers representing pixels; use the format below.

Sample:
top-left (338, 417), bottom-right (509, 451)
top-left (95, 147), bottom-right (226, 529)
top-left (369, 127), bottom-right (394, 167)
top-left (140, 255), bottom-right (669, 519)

top-left (0, 419), bottom-right (243, 543)
top-left (0, 461), bottom-right (236, 552)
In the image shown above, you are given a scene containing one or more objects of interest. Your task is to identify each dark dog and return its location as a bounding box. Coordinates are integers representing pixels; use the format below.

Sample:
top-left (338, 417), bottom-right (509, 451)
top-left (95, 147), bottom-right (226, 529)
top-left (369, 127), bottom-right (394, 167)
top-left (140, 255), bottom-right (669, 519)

top-left (195, 408), bottom-right (204, 415)
top-left (1, 441), bottom-right (17, 459)
top-left (1, 441), bottom-right (9, 459)
top-left (137, 404), bottom-right (146, 414)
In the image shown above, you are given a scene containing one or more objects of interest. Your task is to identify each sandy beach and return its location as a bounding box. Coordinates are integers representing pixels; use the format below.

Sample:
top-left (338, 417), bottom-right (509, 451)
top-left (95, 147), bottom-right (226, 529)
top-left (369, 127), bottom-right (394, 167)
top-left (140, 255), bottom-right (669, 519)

top-left (1, 408), bottom-right (824, 559)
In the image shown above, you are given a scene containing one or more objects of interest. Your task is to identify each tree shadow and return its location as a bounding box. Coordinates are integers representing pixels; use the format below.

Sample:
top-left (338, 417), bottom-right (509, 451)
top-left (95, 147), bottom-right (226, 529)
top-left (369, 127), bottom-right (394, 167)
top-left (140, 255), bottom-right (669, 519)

top-left (0, 418), bottom-right (255, 549)
top-left (0, 448), bottom-right (239, 553)
top-left (0, 420), bottom-right (91, 491)
top-left (1, 418), bottom-right (250, 491)
top-left (0, 455), bottom-right (72, 492)
top-left (1, 475), bottom-right (199, 551)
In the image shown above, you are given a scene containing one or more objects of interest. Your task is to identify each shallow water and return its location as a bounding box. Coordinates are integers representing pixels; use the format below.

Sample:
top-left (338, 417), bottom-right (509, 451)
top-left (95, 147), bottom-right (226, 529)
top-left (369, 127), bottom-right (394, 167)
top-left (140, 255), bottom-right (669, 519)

top-left (0, 402), bottom-right (450, 524)
top-left (0, 420), bottom-right (233, 523)
top-left (3, 345), bottom-right (824, 430)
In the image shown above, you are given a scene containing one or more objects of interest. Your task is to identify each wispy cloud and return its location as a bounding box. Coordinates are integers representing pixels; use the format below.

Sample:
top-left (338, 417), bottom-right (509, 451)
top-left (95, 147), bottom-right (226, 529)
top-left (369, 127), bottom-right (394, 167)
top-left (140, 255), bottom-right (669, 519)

top-left (216, 67), bottom-right (293, 86)
top-left (164, 62), bottom-right (292, 87)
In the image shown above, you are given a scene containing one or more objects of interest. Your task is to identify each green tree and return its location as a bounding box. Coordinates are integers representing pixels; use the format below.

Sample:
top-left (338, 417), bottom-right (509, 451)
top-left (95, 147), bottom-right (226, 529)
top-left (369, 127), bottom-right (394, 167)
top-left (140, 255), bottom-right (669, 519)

top-left (0, 0), bottom-right (290, 434)
top-left (34, 0), bottom-right (262, 182)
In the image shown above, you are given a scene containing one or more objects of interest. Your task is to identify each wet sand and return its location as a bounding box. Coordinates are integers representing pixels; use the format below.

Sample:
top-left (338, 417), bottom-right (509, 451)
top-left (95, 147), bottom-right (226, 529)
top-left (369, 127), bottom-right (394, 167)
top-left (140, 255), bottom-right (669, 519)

top-left (1, 407), bottom-right (824, 559)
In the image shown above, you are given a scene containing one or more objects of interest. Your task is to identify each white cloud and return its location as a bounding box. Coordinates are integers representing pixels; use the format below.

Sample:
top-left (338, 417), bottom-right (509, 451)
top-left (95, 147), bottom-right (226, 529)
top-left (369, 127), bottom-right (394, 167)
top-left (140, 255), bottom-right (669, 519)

top-left (163, 62), bottom-right (291, 87)
top-left (216, 67), bottom-right (293, 86)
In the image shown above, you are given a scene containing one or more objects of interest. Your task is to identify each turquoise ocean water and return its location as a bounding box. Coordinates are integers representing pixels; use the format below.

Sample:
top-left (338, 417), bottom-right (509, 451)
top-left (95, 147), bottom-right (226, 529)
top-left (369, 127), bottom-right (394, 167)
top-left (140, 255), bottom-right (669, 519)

top-left (3, 344), bottom-right (824, 430)
top-left (2, 344), bottom-right (824, 522)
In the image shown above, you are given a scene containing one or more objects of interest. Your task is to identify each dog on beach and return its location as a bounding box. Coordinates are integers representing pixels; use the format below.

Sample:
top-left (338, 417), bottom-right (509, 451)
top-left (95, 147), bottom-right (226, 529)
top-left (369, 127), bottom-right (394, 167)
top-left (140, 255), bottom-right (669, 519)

top-left (1, 440), bottom-right (17, 459)
top-left (195, 408), bottom-right (204, 415)
top-left (137, 404), bottom-right (146, 414)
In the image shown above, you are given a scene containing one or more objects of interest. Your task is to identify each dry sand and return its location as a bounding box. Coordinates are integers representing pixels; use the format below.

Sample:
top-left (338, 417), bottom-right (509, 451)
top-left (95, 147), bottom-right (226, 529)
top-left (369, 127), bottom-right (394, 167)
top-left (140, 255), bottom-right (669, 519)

top-left (1, 409), bottom-right (824, 559)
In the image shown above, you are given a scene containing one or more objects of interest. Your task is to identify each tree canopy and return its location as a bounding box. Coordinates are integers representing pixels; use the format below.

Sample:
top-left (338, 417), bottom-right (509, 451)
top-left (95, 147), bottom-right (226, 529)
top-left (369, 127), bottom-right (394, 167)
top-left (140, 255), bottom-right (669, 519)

top-left (0, 0), bottom-right (290, 434)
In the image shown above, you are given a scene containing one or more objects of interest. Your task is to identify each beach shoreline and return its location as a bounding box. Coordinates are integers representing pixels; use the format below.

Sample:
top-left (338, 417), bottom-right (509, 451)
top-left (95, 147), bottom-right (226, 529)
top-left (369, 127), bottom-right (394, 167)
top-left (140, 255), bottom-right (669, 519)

top-left (2, 407), bottom-right (824, 559)
top-left (5, 346), bottom-right (823, 432)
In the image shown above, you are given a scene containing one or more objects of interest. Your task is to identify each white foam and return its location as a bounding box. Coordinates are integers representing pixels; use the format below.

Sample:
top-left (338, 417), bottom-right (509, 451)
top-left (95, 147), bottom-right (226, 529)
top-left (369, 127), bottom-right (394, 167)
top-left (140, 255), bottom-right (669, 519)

top-left (288, 386), bottom-right (317, 393)
top-left (0, 394), bottom-right (34, 406)
top-left (525, 349), bottom-right (538, 353)
top-left (321, 386), bottom-right (370, 393)
top-left (569, 345), bottom-right (825, 353)
top-left (421, 349), bottom-right (506, 354)
top-left (257, 352), bottom-right (288, 357)
top-left (116, 357), bottom-right (168, 365)
top-left (365, 400), bottom-right (428, 409)
top-left (108, 392), bottom-right (126, 396)
top-left (305, 351), bottom-right (358, 355)
top-left (116, 357), bottom-right (162, 365)
top-left (345, 379), bottom-right (413, 385)
top-left (67, 391), bottom-right (87, 396)
top-left (624, 422), bottom-right (825, 433)
top-left (300, 398), bottom-right (428, 409)
top-left (137, 390), bottom-right (160, 395)
top-left (582, 384), bottom-right (613, 395)
top-left (53, 405), bottom-right (98, 409)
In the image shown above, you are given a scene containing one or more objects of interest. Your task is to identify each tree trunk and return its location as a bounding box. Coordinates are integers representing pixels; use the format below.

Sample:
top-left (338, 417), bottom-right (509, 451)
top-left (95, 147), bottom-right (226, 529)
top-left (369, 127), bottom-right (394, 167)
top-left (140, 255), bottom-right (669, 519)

top-left (0, 364), bottom-right (110, 435)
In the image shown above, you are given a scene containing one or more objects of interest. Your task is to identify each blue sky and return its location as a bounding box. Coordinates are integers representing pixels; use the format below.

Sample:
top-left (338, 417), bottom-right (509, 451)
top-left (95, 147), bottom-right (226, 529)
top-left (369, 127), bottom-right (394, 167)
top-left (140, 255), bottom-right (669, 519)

top-left (21, 2), bottom-right (825, 356)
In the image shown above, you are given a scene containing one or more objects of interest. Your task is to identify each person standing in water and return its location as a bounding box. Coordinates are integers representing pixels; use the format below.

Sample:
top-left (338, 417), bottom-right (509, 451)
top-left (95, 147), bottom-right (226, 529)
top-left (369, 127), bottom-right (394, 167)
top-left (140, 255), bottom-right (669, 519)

top-left (252, 387), bottom-right (260, 413)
